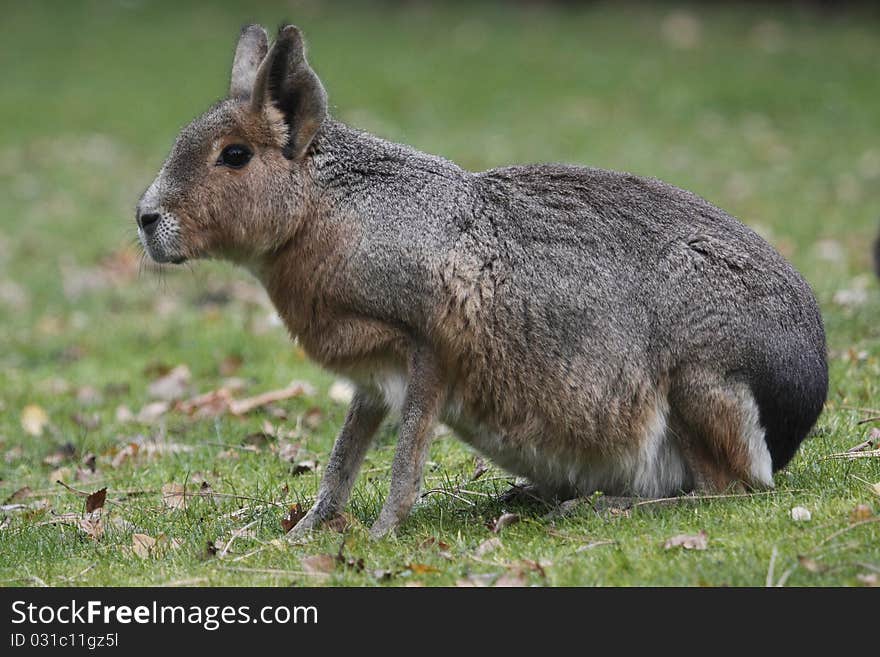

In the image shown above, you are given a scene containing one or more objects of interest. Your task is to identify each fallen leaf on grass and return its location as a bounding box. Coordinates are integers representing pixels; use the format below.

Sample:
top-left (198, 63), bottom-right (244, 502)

top-left (4, 445), bottom-right (23, 463)
top-left (82, 453), bottom-right (97, 473)
top-left (475, 537), bottom-right (502, 557)
top-left (407, 563), bottom-right (440, 575)
top-left (494, 570), bottom-right (529, 587)
top-left (281, 504), bottom-right (307, 534)
top-left (110, 442), bottom-right (139, 468)
top-left (4, 486), bottom-right (32, 504)
top-left (301, 554), bottom-right (336, 575)
top-left (219, 354), bottom-right (243, 376)
top-left (115, 405), bottom-right (134, 423)
top-left (71, 412), bottom-right (100, 430)
top-left (492, 513), bottom-right (520, 533)
top-left (43, 442), bottom-right (76, 466)
top-left (21, 404), bottom-right (49, 436)
top-left (136, 401), bottom-right (169, 424)
top-left (148, 365), bottom-right (191, 401)
top-left (418, 536), bottom-right (451, 551)
top-left (470, 458), bottom-right (489, 481)
top-left (276, 441), bottom-right (303, 462)
top-left (302, 407), bottom-right (323, 429)
top-left (176, 388), bottom-right (235, 418)
top-left (664, 531), bottom-right (708, 550)
top-left (323, 513), bottom-right (353, 533)
top-left (790, 506), bottom-right (812, 522)
top-left (229, 382), bottom-right (313, 415)
top-left (78, 517), bottom-right (103, 541)
top-left (857, 573), bottom-right (878, 587)
top-left (455, 573), bottom-right (495, 587)
top-left (161, 483), bottom-right (187, 511)
top-left (85, 487), bottom-right (107, 513)
top-left (176, 381), bottom-right (314, 418)
top-left (131, 533), bottom-right (181, 559)
top-left (851, 504), bottom-right (874, 523)
top-left (49, 467), bottom-right (72, 483)
top-left (797, 556), bottom-right (827, 573)
top-left (132, 533), bottom-right (157, 559)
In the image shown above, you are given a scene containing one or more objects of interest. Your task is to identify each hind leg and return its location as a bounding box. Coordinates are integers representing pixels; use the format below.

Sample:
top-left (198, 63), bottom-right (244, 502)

top-left (669, 369), bottom-right (774, 493)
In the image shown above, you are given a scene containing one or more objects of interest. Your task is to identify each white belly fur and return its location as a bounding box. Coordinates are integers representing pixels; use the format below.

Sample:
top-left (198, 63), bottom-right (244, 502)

top-left (362, 372), bottom-right (757, 498)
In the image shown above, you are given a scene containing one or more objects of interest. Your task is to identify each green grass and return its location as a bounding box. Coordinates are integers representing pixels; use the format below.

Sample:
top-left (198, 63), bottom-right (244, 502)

top-left (1, 1), bottom-right (879, 587)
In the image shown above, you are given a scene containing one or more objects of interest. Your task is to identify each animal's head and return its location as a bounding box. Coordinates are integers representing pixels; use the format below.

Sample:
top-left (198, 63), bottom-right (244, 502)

top-left (136, 24), bottom-right (327, 264)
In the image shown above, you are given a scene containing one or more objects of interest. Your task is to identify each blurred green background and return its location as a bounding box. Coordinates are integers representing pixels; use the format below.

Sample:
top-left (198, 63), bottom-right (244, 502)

top-left (0, 1), bottom-right (878, 586)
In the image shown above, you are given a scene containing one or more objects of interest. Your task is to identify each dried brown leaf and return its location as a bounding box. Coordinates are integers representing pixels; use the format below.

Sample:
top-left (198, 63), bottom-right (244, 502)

top-left (418, 536), bottom-right (451, 551)
top-left (475, 537), bottom-right (502, 557)
top-left (78, 516), bottom-right (104, 541)
top-left (4, 445), bottom-right (23, 463)
top-left (219, 354), bottom-right (243, 376)
top-left (857, 573), bottom-right (878, 587)
top-left (797, 556), bottom-right (827, 573)
top-left (492, 512), bottom-right (520, 533)
top-left (850, 504), bottom-right (874, 523)
top-left (161, 483), bottom-right (187, 511)
top-left (323, 513), bottom-right (352, 533)
top-left (301, 554), bottom-right (336, 575)
top-left (228, 382), bottom-right (313, 416)
top-left (148, 365), bottom-right (191, 401)
top-left (664, 531), bottom-right (708, 550)
top-left (494, 570), bottom-right (529, 587)
top-left (136, 401), bottom-right (170, 424)
top-left (4, 486), bottom-right (31, 504)
top-left (408, 563), bottom-right (440, 575)
top-left (455, 573), bottom-right (494, 587)
top-left (110, 442), bottom-right (139, 468)
top-left (281, 503), bottom-right (307, 534)
top-left (132, 533), bottom-right (156, 559)
top-left (85, 487), bottom-right (107, 513)
top-left (470, 458), bottom-right (489, 482)
top-left (303, 407), bottom-right (323, 429)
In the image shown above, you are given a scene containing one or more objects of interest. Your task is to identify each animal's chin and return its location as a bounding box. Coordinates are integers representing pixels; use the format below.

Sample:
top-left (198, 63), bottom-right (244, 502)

top-left (143, 243), bottom-right (188, 265)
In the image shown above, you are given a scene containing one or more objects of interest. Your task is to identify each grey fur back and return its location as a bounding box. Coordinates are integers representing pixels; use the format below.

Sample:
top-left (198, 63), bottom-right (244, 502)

top-left (307, 119), bottom-right (826, 472)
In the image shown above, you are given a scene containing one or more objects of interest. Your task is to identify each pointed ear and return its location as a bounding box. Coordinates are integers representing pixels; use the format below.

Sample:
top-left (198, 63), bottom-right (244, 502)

top-left (230, 24), bottom-right (269, 98)
top-left (251, 25), bottom-right (328, 160)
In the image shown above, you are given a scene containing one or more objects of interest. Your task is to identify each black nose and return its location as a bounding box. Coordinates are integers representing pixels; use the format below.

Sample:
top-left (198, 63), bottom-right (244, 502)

top-left (138, 211), bottom-right (161, 234)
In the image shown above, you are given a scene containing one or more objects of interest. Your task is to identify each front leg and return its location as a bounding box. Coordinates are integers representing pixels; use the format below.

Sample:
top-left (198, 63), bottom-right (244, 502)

top-left (287, 389), bottom-right (387, 540)
top-left (370, 346), bottom-right (444, 539)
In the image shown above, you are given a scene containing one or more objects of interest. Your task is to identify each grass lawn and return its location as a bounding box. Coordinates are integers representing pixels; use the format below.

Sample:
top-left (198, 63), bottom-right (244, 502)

top-left (1, 0), bottom-right (879, 587)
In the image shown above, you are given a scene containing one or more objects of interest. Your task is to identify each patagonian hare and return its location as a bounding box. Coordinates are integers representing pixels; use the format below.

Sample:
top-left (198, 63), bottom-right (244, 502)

top-left (136, 25), bottom-right (828, 538)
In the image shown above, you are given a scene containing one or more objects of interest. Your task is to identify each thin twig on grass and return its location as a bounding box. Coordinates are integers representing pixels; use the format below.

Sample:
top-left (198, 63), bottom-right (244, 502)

top-left (420, 488), bottom-right (476, 506)
top-left (219, 566), bottom-right (328, 578)
top-left (633, 489), bottom-right (804, 508)
top-left (218, 519), bottom-right (261, 558)
top-left (817, 517), bottom-right (880, 548)
top-left (821, 450), bottom-right (880, 461)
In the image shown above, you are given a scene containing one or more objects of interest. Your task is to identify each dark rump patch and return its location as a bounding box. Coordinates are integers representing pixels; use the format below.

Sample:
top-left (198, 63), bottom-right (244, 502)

top-left (747, 346), bottom-right (828, 471)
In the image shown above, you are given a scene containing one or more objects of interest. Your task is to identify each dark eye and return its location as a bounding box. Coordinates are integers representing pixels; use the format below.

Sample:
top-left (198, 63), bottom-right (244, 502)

top-left (217, 144), bottom-right (252, 168)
